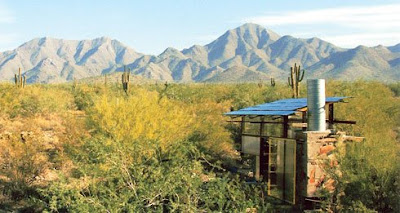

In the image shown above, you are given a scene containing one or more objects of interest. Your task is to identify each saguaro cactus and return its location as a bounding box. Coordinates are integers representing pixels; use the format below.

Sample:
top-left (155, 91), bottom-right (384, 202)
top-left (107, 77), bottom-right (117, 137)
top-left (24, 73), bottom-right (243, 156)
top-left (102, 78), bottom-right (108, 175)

top-left (15, 67), bottom-right (26, 88)
top-left (288, 63), bottom-right (305, 98)
top-left (270, 77), bottom-right (276, 87)
top-left (164, 81), bottom-right (169, 91)
top-left (122, 66), bottom-right (130, 94)
top-left (158, 81), bottom-right (170, 103)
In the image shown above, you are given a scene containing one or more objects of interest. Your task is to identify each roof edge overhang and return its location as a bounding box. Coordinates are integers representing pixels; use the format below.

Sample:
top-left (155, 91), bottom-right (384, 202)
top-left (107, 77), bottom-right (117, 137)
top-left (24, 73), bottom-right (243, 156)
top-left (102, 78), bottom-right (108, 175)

top-left (224, 97), bottom-right (348, 117)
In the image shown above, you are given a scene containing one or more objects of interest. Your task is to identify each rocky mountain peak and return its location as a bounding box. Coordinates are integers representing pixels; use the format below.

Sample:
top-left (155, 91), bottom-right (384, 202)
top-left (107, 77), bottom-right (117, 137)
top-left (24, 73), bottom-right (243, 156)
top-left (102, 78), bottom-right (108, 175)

top-left (0, 23), bottom-right (399, 83)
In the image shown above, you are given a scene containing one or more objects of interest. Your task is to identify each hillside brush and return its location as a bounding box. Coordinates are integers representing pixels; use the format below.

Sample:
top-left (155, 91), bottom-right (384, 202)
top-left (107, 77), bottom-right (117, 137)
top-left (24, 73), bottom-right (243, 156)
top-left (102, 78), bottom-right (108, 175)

top-left (72, 78), bottom-right (78, 91)
top-left (258, 80), bottom-right (263, 88)
top-left (288, 63), bottom-right (305, 98)
top-left (14, 67), bottom-right (26, 88)
top-left (122, 66), bottom-right (130, 94)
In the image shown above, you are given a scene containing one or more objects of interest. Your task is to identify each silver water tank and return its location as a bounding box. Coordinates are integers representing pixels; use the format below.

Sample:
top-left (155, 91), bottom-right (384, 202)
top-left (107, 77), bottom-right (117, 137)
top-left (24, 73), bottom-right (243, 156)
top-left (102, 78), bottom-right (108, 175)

top-left (307, 79), bottom-right (326, 131)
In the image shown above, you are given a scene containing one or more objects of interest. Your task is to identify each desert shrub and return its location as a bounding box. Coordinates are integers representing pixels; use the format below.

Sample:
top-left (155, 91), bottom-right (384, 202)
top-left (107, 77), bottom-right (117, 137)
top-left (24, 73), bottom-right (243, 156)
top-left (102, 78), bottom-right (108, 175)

top-left (0, 134), bottom-right (47, 200)
top-left (324, 81), bottom-right (400, 212)
top-left (1, 81), bottom-right (398, 211)
top-left (86, 88), bottom-right (193, 155)
top-left (188, 101), bottom-right (237, 158)
top-left (31, 85), bottom-right (274, 212)
top-left (388, 82), bottom-right (400, 97)
top-left (0, 84), bottom-right (20, 116)
top-left (154, 82), bottom-right (292, 111)
top-left (0, 84), bottom-right (74, 118)
top-left (140, 84), bottom-right (242, 158)
top-left (0, 107), bottom-right (85, 211)
top-left (339, 142), bottom-right (399, 212)
top-left (0, 115), bottom-right (71, 200)
top-left (72, 85), bottom-right (94, 111)
top-left (36, 138), bottom-right (271, 212)
top-left (221, 83), bottom-right (292, 109)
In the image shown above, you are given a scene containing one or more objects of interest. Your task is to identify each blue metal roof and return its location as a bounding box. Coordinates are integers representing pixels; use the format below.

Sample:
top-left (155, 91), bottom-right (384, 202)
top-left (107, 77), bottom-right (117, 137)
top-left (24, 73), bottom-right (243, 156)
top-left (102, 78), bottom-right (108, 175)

top-left (225, 97), bottom-right (347, 117)
top-left (225, 110), bottom-right (295, 116)
top-left (326, 97), bottom-right (348, 102)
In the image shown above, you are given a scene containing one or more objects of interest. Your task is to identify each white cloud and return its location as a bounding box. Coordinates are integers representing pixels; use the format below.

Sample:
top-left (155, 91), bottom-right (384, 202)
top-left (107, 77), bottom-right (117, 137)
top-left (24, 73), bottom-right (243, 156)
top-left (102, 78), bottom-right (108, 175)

top-left (243, 4), bottom-right (400, 47)
top-left (244, 4), bottom-right (400, 30)
top-left (322, 32), bottom-right (400, 48)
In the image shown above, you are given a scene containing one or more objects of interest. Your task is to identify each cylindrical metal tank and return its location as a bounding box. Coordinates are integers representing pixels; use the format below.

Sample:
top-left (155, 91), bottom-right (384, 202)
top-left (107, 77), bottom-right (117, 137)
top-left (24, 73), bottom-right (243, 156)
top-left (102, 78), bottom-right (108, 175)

top-left (307, 79), bottom-right (326, 131)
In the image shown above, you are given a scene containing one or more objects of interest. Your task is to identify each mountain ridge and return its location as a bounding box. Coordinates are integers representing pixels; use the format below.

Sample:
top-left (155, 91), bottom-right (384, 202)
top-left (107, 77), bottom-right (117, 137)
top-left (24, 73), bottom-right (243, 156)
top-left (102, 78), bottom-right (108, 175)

top-left (0, 23), bottom-right (398, 83)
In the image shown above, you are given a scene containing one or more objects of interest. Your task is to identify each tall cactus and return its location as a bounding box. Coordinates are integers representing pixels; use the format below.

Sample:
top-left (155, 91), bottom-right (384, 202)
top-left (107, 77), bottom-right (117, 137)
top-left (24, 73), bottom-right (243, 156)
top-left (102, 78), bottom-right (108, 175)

top-left (122, 66), bottom-right (130, 94)
top-left (270, 77), bottom-right (276, 87)
top-left (164, 81), bottom-right (169, 91)
top-left (288, 63), bottom-right (305, 98)
top-left (15, 67), bottom-right (26, 88)
top-left (158, 81), bottom-right (170, 103)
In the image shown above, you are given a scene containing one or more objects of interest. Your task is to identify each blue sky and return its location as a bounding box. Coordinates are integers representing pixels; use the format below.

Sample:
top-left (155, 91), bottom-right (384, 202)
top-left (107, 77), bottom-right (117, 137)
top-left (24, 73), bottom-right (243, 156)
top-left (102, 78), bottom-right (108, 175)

top-left (0, 0), bottom-right (399, 54)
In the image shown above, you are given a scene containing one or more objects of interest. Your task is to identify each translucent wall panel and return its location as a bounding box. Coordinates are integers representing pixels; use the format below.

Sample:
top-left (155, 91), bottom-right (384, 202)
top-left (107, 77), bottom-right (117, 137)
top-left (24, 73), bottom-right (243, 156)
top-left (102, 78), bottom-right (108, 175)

top-left (268, 138), bottom-right (296, 204)
top-left (284, 139), bottom-right (296, 204)
top-left (242, 136), bottom-right (260, 155)
top-left (262, 123), bottom-right (283, 137)
top-left (243, 122), bottom-right (260, 135)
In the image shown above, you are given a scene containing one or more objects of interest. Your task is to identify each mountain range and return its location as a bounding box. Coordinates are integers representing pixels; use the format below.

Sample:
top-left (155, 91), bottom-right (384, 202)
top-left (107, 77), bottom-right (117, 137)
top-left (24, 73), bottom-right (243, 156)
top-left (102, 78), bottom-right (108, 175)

top-left (0, 23), bottom-right (398, 83)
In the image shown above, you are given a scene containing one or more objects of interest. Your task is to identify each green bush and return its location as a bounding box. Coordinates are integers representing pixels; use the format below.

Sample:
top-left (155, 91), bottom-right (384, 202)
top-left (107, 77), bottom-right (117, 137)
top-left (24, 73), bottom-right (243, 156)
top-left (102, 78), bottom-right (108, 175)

top-left (388, 82), bottom-right (400, 97)
top-left (0, 84), bottom-right (75, 118)
top-left (72, 86), bottom-right (94, 111)
top-left (35, 139), bottom-right (271, 212)
top-left (324, 81), bottom-right (400, 212)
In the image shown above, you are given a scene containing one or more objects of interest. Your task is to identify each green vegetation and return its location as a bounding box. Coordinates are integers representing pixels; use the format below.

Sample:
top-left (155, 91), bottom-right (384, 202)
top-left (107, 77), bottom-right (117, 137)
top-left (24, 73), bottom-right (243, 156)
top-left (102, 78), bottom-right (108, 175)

top-left (0, 81), bottom-right (399, 212)
top-left (388, 82), bottom-right (400, 97)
